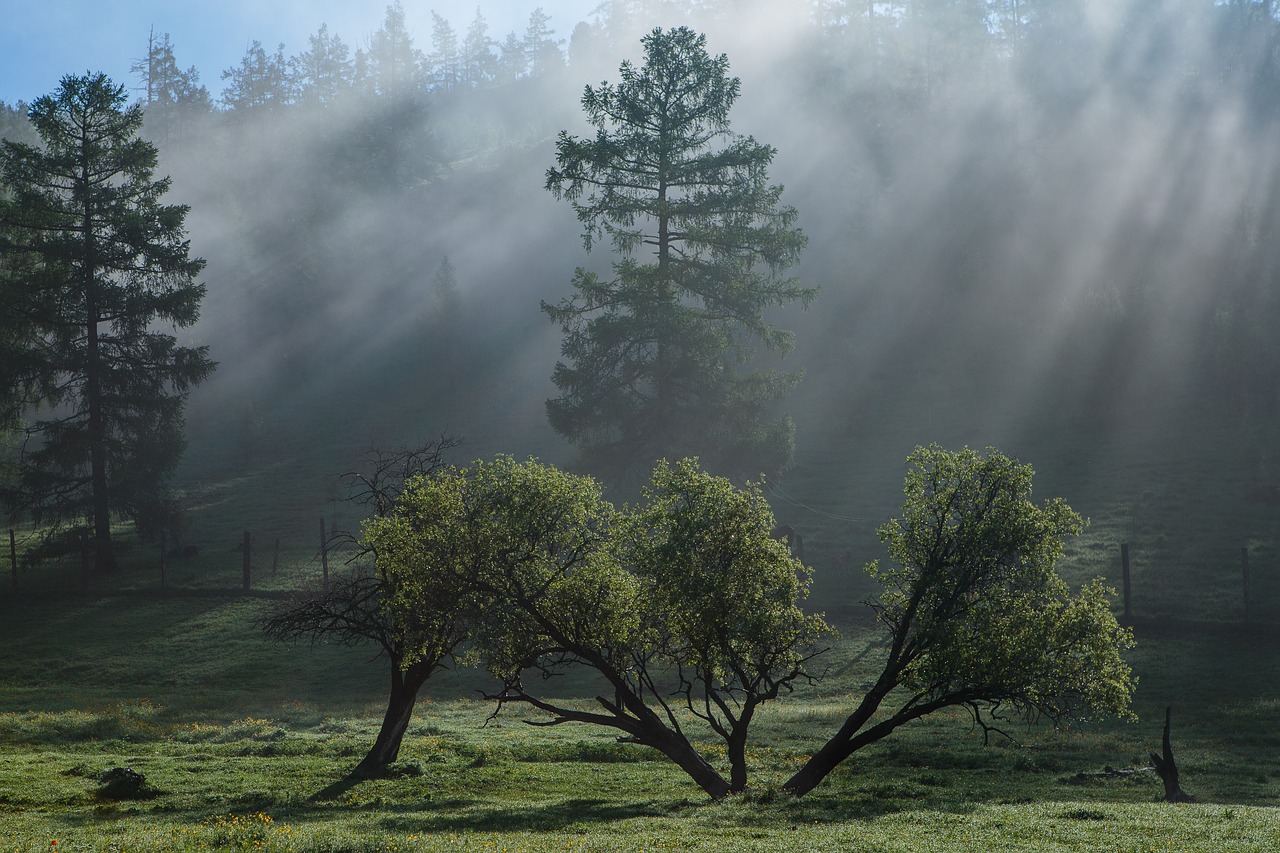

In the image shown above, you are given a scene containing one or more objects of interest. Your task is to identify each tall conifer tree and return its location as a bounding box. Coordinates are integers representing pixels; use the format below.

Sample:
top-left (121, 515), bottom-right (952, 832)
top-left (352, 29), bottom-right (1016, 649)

top-left (0, 73), bottom-right (213, 570)
top-left (544, 27), bottom-right (812, 479)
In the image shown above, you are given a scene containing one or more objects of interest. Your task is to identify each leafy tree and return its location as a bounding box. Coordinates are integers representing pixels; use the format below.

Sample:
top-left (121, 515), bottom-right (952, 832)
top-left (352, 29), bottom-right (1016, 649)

top-left (620, 458), bottom-right (830, 792)
top-left (376, 455), bottom-right (826, 799)
top-left (782, 446), bottom-right (1136, 796)
top-left (0, 74), bottom-right (212, 571)
top-left (263, 436), bottom-right (463, 777)
top-left (544, 27), bottom-right (813, 480)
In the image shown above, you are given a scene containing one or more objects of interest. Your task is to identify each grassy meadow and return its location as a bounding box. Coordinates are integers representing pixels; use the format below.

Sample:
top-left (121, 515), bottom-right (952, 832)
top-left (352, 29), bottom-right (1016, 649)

top-left (2, 388), bottom-right (1280, 850)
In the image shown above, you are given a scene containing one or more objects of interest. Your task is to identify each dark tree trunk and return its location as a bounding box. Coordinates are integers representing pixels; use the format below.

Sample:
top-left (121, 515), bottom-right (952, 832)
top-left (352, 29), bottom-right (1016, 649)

top-left (727, 731), bottom-right (749, 793)
top-left (644, 725), bottom-right (733, 800)
top-left (351, 660), bottom-right (432, 777)
top-left (781, 725), bottom-right (858, 797)
top-left (782, 679), bottom-right (950, 797)
top-left (605, 686), bottom-right (733, 799)
top-left (655, 168), bottom-right (673, 434)
top-left (782, 683), bottom-right (892, 796)
top-left (82, 153), bottom-right (115, 574)
top-left (725, 702), bottom-right (759, 793)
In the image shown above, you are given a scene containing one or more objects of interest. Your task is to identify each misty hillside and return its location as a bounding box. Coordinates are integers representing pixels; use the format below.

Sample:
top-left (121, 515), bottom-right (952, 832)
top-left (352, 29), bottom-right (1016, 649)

top-left (5, 0), bottom-right (1280, 618)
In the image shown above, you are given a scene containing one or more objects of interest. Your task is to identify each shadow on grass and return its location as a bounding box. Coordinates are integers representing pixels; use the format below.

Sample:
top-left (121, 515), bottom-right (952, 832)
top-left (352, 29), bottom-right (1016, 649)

top-left (121, 586), bottom-right (296, 600)
top-left (377, 796), bottom-right (687, 833)
top-left (310, 774), bottom-right (367, 803)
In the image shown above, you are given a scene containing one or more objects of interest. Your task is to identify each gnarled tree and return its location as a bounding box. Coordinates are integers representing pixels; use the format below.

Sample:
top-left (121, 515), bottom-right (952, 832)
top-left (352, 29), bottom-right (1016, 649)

top-left (375, 455), bottom-right (828, 799)
top-left (262, 436), bottom-right (463, 777)
top-left (783, 445), bottom-right (1137, 796)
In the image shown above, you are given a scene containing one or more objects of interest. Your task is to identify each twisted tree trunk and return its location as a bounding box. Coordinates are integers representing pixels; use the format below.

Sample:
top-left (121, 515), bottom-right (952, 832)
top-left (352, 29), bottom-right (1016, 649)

top-left (351, 660), bottom-right (433, 777)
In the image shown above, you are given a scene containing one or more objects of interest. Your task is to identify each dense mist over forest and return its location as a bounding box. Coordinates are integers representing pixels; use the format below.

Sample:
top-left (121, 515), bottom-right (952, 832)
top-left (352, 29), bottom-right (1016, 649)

top-left (6, 0), bottom-right (1280, 522)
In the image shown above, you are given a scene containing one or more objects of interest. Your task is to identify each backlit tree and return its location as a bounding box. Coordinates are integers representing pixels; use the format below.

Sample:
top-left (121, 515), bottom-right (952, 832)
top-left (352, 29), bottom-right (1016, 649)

top-left (544, 27), bottom-right (812, 480)
top-left (0, 73), bottom-right (212, 570)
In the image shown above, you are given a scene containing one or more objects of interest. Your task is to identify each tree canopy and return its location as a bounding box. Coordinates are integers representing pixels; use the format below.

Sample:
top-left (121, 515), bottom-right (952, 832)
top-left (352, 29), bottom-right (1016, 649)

top-left (262, 436), bottom-right (463, 777)
top-left (783, 445), bottom-right (1136, 796)
top-left (354, 447), bottom-right (1133, 800)
top-left (367, 454), bottom-right (828, 798)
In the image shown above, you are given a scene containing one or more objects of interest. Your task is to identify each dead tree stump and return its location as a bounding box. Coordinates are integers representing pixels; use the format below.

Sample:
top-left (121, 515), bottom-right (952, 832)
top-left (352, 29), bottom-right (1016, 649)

top-left (1150, 706), bottom-right (1194, 803)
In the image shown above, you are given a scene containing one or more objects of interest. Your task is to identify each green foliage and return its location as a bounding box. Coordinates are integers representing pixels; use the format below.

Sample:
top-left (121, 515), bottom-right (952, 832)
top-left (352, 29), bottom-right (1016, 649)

top-left (627, 459), bottom-right (829, 701)
top-left (784, 445), bottom-right (1136, 795)
top-left (373, 456), bottom-right (629, 680)
top-left (370, 455), bottom-right (827, 797)
top-left (624, 459), bottom-right (832, 789)
top-left (876, 445), bottom-right (1136, 725)
top-left (220, 40), bottom-right (292, 111)
top-left (291, 23), bottom-right (354, 107)
top-left (544, 26), bottom-right (813, 480)
top-left (0, 73), bottom-right (213, 567)
top-left (131, 29), bottom-right (212, 140)
top-left (364, 1), bottom-right (426, 97)
top-left (367, 449), bottom-right (1130, 798)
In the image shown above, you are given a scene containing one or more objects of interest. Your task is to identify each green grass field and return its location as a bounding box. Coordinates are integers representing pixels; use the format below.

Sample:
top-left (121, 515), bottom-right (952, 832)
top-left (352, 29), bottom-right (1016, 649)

top-left (2, 388), bottom-right (1279, 850)
top-left (2, 548), bottom-right (1278, 849)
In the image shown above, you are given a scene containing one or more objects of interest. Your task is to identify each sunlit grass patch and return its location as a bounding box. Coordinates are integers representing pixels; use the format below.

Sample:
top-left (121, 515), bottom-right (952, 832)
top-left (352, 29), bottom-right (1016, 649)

top-left (0, 702), bottom-right (166, 745)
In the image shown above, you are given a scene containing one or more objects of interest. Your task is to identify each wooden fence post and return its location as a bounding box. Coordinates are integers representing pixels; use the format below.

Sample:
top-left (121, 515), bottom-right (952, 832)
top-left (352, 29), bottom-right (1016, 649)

top-left (1242, 547), bottom-right (1251, 622)
top-left (319, 518), bottom-right (329, 592)
top-left (1120, 543), bottom-right (1131, 620)
top-left (242, 531), bottom-right (251, 592)
top-left (80, 530), bottom-right (90, 593)
top-left (8, 529), bottom-right (16, 590)
top-left (160, 530), bottom-right (167, 591)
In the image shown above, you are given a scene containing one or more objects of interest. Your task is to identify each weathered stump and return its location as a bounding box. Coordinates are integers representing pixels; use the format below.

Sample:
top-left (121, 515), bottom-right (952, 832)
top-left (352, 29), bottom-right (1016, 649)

top-left (1150, 706), bottom-right (1194, 803)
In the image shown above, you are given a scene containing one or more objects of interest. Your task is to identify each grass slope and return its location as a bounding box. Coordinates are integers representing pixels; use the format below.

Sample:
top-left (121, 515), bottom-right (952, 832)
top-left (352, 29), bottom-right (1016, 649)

top-left (2, 370), bottom-right (1279, 849)
top-left (1, 573), bottom-right (1278, 849)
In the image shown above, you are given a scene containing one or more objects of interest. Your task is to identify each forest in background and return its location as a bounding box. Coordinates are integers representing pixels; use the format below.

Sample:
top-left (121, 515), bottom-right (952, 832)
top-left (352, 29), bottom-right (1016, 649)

top-left (5, 7), bottom-right (1280, 847)
top-left (4, 0), bottom-right (1280, 594)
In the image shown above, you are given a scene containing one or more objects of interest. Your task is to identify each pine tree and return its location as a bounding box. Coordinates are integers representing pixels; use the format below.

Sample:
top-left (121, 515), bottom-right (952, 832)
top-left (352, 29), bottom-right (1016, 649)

top-left (368, 2), bottom-right (424, 96)
top-left (291, 23), bottom-right (354, 107)
top-left (0, 73), bottom-right (213, 570)
top-left (130, 29), bottom-right (211, 139)
top-left (544, 28), bottom-right (812, 480)
top-left (428, 12), bottom-right (460, 92)
top-left (461, 8), bottom-right (496, 89)
top-left (523, 8), bottom-right (564, 77)
top-left (496, 32), bottom-right (527, 83)
top-left (431, 255), bottom-right (461, 320)
top-left (221, 40), bottom-right (293, 112)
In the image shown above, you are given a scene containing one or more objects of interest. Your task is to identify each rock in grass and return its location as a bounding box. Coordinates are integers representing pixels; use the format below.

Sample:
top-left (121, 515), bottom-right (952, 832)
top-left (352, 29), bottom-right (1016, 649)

top-left (96, 767), bottom-right (149, 800)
